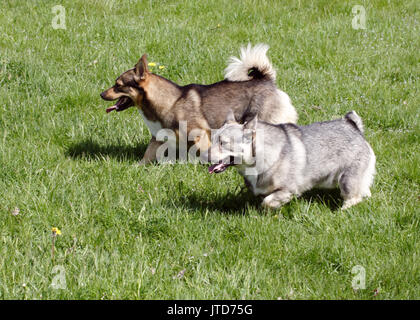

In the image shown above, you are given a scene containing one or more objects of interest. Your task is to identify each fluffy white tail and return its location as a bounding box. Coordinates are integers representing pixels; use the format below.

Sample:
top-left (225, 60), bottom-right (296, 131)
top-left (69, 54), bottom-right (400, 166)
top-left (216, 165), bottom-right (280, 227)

top-left (224, 43), bottom-right (276, 82)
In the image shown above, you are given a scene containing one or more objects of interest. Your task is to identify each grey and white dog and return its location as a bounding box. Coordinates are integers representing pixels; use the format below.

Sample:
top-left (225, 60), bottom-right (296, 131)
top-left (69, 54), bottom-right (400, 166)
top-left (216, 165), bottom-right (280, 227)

top-left (207, 110), bottom-right (376, 209)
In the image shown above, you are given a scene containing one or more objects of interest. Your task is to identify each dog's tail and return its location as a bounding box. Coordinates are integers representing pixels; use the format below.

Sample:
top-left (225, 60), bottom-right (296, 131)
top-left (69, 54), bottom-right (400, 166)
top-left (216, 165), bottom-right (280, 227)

top-left (345, 111), bottom-right (364, 134)
top-left (224, 43), bottom-right (276, 82)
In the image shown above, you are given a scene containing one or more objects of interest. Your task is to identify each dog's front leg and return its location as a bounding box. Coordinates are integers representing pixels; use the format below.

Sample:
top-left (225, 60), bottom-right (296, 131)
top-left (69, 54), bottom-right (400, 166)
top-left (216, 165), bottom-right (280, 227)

top-left (139, 137), bottom-right (163, 165)
top-left (262, 190), bottom-right (293, 209)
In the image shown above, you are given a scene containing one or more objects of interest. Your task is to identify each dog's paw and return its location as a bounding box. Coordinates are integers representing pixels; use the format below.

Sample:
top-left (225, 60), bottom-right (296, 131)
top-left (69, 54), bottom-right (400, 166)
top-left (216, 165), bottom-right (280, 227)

top-left (261, 198), bottom-right (283, 209)
top-left (342, 196), bottom-right (363, 210)
top-left (262, 191), bottom-right (292, 209)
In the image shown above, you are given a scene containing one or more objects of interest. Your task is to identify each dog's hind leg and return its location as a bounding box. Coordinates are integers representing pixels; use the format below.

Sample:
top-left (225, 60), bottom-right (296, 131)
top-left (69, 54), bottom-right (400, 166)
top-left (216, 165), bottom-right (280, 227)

top-left (139, 137), bottom-right (163, 165)
top-left (360, 146), bottom-right (376, 198)
top-left (339, 169), bottom-right (364, 210)
top-left (262, 190), bottom-right (293, 209)
top-left (340, 148), bottom-right (376, 209)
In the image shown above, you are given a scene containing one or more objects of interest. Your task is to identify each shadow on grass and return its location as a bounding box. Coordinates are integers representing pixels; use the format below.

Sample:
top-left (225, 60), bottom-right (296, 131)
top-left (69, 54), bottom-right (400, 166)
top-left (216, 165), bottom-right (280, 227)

top-left (299, 188), bottom-right (343, 211)
top-left (65, 139), bottom-right (148, 162)
top-left (176, 187), bottom-right (343, 216)
top-left (66, 140), bottom-right (344, 213)
top-left (173, 188), bottom-right (262, 215)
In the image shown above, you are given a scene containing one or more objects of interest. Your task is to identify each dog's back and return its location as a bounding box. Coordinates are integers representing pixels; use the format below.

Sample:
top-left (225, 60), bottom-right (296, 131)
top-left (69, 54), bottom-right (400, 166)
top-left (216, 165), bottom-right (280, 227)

top-left (192, 78), bottom-right (283, 128)
top-left (298, 112), bottom-right (373, 193)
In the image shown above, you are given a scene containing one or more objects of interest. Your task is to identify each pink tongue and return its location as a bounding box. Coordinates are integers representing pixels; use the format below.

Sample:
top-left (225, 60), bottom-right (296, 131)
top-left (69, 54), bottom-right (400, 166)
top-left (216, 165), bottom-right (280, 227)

top-left (208, 164), bottom-right (218, 173)
top-left (208, 163), bottom-right (224, 174)
top-left (106, 105), bottom-right (117, 113)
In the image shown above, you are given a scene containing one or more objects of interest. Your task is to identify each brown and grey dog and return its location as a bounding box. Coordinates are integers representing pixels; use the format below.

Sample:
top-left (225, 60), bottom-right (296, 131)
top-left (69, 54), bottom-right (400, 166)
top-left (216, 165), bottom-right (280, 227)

top-left (100, 44), bottom-right (297, 164)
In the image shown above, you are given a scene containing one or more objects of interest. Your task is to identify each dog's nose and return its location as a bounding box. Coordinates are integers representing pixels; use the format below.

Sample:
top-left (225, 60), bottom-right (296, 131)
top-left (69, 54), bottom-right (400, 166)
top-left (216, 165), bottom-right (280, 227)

top-left (100, 92), bottom-right (105, 99)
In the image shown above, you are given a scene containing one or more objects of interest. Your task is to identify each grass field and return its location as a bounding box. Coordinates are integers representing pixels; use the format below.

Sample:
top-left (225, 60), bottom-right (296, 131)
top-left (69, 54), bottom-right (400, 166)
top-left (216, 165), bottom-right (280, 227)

top-left (0, 0), bottom-right (419, 299)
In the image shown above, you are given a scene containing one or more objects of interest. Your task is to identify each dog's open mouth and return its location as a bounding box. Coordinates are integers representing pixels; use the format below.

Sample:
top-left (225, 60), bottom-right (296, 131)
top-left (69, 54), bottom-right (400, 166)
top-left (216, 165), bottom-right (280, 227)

top-left (208, 158), bottom-right (235, 174)
top-left (106, 97), bottom-right (134, 113)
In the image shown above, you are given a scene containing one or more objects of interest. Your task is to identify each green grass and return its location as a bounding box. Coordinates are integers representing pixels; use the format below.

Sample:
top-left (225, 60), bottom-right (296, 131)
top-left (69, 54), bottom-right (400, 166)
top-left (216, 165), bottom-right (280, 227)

top-left (0, 0), bottom-right (419, 299)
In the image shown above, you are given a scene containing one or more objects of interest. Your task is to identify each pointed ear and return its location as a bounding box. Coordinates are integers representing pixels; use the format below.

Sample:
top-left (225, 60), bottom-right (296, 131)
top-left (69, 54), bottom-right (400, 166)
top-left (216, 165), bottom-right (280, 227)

top-left (245, 115), bottom-right (258, 131)
top-left (224, 109), bottom-right (236, 124)
top-left (135, 54), bottom-right (149, 79)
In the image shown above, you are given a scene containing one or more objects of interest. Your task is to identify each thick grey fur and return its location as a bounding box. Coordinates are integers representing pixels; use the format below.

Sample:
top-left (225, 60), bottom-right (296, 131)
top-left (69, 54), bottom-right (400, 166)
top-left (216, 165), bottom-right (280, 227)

top-left (209, 111), bottom-right (376, 209)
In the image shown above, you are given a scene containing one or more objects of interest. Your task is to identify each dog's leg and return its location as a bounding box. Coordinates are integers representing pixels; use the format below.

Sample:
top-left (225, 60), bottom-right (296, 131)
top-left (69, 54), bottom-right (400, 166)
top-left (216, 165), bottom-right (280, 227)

top-left (339, 169), bottom-right (364, 210)
top-left (262, 190), bottom-right (293, 209)
top-left (192, 129), bottom-right (212, 162)
top-left (342, 196), bottom-right (363, 210)
top-left (360, 147), bottom-right (376, 198)
top-left (139, 137), bottom-right (163, 165)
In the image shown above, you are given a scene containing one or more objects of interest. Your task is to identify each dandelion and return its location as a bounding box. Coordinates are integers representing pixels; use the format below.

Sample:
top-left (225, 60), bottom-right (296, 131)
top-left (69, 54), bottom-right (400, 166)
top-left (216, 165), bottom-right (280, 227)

top-left (159, 65), bottom-right (165, 70)
top-left (51, 227), bottom-right (61, 261)
top-left (148, 62), bottom-right (156, 67)
top-left (51, 227), bottom-right (62, 236)
top-left (217, 23), bottom-right (221, 28)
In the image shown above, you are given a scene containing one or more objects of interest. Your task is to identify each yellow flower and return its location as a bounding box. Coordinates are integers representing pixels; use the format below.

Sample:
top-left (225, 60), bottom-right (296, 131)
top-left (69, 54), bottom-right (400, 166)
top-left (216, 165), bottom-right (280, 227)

top-left (159, 65), bottom-right (165, 70)
top-left (148, 62), bottom-right (156, 67)
top-left (51, 227), bottom-right (62, 235)
top-left (217, 24), bottom-right (221, 28)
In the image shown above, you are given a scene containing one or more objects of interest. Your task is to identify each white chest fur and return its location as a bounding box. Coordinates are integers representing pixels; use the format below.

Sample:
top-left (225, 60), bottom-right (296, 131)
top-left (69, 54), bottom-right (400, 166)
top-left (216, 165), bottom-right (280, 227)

top-left (138, 109), bottom-right (163, 137)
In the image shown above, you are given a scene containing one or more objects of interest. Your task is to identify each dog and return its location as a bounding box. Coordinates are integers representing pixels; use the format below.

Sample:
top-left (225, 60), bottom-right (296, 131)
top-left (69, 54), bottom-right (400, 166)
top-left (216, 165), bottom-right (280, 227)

top-left (100, 44), bottom-right (297, 164)
top-left (207, 110), bottom-right (376, 210)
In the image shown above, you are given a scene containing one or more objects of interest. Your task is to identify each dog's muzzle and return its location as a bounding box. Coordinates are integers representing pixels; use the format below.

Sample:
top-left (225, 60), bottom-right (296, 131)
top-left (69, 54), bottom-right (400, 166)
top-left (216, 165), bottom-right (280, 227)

top-left (102, 96), bottom-right (134, 113)
top-left (208, 157), bottom-right (235, 174)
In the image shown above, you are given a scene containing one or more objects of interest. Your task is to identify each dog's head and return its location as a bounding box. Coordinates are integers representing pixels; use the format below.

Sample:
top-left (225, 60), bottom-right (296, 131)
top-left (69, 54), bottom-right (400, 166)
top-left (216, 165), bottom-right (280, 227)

top-left (208, 110), bottom-right (257, 174)
top-left (100, 54), bottom-right (150, 113)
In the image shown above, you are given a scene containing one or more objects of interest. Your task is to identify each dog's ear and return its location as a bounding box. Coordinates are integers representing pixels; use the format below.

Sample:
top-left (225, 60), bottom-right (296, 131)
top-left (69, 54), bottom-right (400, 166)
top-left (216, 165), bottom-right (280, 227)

top-left (224, 109), bottom-right (236, 125)
top-left (135, 54), bottom-right (149, 79)
top-left (245, 115), bottom-right (258, 131)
